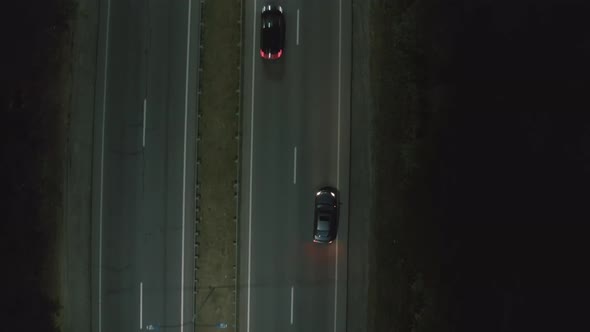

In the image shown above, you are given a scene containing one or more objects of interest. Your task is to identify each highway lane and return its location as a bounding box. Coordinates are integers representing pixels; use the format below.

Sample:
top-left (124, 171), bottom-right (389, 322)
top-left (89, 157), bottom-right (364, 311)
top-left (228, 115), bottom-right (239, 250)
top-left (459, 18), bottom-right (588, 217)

top-left (92, 0), bottom-right (199, 331)
top-left (239, 0), bottom-right (351, 331)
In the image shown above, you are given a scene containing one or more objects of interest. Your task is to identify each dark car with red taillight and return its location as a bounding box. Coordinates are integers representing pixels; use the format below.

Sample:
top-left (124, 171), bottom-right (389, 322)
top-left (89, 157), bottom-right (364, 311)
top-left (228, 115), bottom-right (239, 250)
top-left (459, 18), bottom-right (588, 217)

top-left (260, 5), bottom-right (285, 60)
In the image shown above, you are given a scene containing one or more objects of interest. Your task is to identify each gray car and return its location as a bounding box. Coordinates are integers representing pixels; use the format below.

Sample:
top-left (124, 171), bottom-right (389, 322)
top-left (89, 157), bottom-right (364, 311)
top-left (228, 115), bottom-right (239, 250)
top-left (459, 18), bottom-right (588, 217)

top-left (313, 187), bottom-right (339, 244)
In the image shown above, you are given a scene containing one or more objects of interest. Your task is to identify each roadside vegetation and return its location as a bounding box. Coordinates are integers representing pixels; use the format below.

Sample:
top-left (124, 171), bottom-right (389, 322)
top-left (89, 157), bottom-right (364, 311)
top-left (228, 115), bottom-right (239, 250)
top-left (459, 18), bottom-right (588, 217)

top-left (368, 0), bottom-right (449, 331)
top-left (369, 0), bottom-right (590, 331)
top-left (0, 1), bottom-right (76, 331)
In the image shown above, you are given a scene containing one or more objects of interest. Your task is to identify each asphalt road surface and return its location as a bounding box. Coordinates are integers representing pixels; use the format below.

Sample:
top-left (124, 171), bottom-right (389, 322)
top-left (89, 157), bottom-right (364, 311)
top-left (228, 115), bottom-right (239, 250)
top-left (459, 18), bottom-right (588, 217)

top-left (91, 1), bottom-right (199, 331)
top-left (239, 1), bottom-right (352, 331)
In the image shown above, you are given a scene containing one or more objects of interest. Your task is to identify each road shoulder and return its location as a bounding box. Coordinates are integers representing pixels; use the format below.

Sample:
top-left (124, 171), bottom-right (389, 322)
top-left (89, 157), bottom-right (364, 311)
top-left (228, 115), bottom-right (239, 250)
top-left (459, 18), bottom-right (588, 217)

top-left (346, 0), bottom-right (375, 331)
top-left (62, 0), bottom-right (100, 331)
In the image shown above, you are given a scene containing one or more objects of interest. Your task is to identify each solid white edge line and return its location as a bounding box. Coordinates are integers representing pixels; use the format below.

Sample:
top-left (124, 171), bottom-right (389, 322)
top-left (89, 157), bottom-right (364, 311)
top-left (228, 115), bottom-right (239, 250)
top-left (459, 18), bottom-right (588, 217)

top-left (247, 1), bottom-right (258, 332)
top-left (143, 98), bottom-right (147, 147)
top-left (181, 0), bottom-right (193, 331)
top-left (293, 146), bottom-right (297, 184)
top-left (98, 1), bottom-right (111, 332)
top-left (334, 0), bottom-right (342, 331)
top-left (140, 282), bottom-right (143, 329)
top-left (290, 286), bottom-right (294, 325)
top-left (296, 9), bottom-right (300, 45)
top-left (336, 0), bottom-right (342, 191)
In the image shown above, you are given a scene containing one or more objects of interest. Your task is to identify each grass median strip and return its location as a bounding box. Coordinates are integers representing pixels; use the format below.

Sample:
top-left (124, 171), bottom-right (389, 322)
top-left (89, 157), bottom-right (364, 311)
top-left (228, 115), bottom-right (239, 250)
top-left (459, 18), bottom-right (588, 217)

top-left (195, 0), bottom-right (241, 330)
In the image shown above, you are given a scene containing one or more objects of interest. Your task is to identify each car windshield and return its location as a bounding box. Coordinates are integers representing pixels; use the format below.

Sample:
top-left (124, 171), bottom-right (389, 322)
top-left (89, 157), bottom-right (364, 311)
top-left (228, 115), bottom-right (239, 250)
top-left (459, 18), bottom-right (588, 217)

top-left (317, 193), bottom-right (335, 205)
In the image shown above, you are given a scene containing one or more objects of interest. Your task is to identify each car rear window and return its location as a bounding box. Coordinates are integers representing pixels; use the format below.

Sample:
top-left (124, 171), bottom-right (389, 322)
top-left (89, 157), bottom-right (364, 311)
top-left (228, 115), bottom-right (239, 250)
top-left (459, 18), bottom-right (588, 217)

top-left (317, 218), bottom-right (330, 231)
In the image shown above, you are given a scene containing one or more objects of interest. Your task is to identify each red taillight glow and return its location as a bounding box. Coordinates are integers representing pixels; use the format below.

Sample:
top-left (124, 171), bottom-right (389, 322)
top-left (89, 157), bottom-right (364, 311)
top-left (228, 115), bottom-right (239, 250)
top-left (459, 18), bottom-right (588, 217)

top-left (260, 49), bottom-right (283, 60)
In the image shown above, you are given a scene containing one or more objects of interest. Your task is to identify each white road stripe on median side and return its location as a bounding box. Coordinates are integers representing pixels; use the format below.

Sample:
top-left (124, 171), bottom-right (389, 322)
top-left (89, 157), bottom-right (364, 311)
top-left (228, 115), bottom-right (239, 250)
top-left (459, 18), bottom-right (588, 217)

top-left (296, 9), bottom-right (300, 45)
top-left (98, 1), bottom-right (111, 331)
top-left (293, 146), bottom-right (297, 184)
top-left (139, 282), bottom-right (143, 329)
top-left (290, 286), bottom-right (294, 325)
top-left (334, 0), bottom-right (343, 331)
top-left (143, 98), bottom-right (147, 147)
top-left (247, 1), bottom-right (258, 332)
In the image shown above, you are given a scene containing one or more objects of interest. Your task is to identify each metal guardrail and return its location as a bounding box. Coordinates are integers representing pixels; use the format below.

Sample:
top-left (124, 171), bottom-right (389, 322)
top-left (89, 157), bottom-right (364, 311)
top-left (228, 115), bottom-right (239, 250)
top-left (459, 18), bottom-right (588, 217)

top-left (193, 0), bottom-right (204, 329)
top-left (234, 0), bottom-right (245, 329)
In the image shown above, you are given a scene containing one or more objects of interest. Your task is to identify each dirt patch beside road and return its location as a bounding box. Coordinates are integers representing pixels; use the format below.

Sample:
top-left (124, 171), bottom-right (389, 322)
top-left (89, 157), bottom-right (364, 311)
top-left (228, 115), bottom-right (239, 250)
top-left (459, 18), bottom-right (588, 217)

top-left (367, 1), bottom-right (448, 330)
top-left (0, 1), bottom-right (77, 331)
